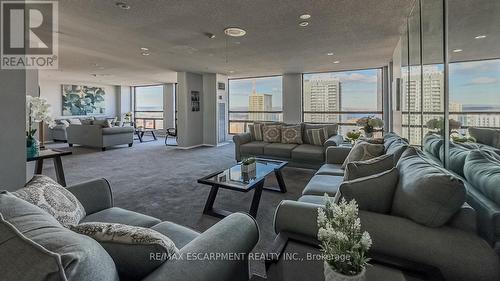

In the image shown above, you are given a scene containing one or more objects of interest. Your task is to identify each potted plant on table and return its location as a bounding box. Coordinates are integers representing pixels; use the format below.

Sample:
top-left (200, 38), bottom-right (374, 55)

top-left (356, 116), bottom-right (383, 138)
top-left (346, 130), bottom-right (361, 144)
top-left (318, 195), bottom-right (371, 281)
top-left (241, 157), bottom-right (256, 173)
top-left (26, 96), bottom-right (55, 158)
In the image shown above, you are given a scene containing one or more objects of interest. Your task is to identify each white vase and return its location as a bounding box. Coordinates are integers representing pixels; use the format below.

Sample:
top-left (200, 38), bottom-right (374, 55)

top-left (324, 262), bottom-right (366, 281)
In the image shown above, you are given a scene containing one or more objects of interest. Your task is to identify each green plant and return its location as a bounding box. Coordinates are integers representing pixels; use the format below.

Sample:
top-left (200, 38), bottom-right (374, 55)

top-left (426, 118), bottom-right (461, 135)
top-left (346, 130), bottom-right (361, 142)
top-left (26, 96), bottom-right (55, 142)
top-left (317, 195), bottom-right (371, 276)
top-left (241, 157), bottom-right (256, 165)
top-left (451, 133), bottom-right (476, 143)
top-left (356, 116), bottom-right (383, 133)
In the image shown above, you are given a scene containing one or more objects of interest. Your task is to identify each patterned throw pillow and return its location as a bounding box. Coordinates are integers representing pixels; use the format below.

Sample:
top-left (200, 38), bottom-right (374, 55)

top-left (93, 119), bottom-right (111, 128)
top-left (342, 141), bottom-right (385, 168)
top-left (70, 222), bottom-right (179, 279)
top-left (306, 128), bottom-right (328, 146)
top-left (281, 125), bottom-right (303, 144)
top-left (249, 123), bottom-right (264, 141)
top-left (13, 175), bottom-right (86, 227)
top-left (68, 118), bottom-right (82, 125)
top-left (263, 125), bottom-right (282, 143)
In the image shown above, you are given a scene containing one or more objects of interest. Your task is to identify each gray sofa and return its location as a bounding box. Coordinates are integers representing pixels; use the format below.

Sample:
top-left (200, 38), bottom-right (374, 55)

top-left (233, 123), bottom-right (343, 169)
top-left (1, 178), bottom-right (259, 281)
top-left (271, 134), bottom-right (500, 281)
top-left (67, 124), bottom-right (134, 151)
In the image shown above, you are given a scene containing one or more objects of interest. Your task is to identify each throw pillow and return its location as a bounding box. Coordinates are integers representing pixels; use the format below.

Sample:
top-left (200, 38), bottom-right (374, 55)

top-left (57, 119), bottom-right (70, 127)
top-left (0, 191), bottom-right (119, 281)
top-left (249, 123), bottom-right (264, 141)
top-left (391, 147), bottom-right (466, 227)
top-left (68, 118), bottom-right (81, 125)
top-left (93, 119), bottom-right (111, 128)
top-left (341, 141), bottom-right (384, 168)
top-left (13, 175), bottom-right (86, 227)
top-left (263, 125), bottom-right (282, 143)
top-left (463, 150), bottom-right (500, 205)
top-left (306, 128), bottom-right (328, 146)
top-left (386, 138), bottom-right (409, 164)
top-left (281, 125), bottom-right (303, 144)
top-left (339, 168), bottom-right (399, 213)
top-left (70, 222), bottom-right (179, 280)
top-left (344, 154), bottom-right (395, 181)
top-left (81, 119), bottom-right (93, 125)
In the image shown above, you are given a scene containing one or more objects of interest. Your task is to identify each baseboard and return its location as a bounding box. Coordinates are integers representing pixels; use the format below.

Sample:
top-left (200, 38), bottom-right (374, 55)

top-left (176, 144), bottom-right (210, 150)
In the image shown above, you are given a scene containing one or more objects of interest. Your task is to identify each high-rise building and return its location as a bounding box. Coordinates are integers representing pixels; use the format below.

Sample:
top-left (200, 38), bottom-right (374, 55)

top-left (303, 78), bottom-right (341, 123)
top-left (248, 79), bottom-right (273, 121)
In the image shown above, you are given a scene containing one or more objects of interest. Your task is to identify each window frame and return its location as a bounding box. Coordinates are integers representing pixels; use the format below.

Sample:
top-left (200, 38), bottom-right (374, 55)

top-left (133, 84), bottom-right (165, 130)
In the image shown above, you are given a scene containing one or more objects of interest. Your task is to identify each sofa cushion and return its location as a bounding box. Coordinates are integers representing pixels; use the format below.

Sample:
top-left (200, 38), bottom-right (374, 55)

top-left (81, 207), bottom-right (161, 227)
top-left (464, 150), bottom-right (500, 205)
top-left (469, 127), bottom-right (500, 148)
top-left (281, 125), bottom-right (303, 144)
top-left (263, 143), bottom-right (297, 159)
top-left (302, 175), bottom-right (343, 196)
top-left (339, 168), bottom-right (399, 213)
top-left (93, 119), bottom-right (111, 128)
top-left (302, 123), bottom-right (338, 144)
top-left (0, 191), bottom-right (119, 281)
top-left (316, 164), bottom-right (344, 176)
top-left (344, 154), bottom-right (394, 181)
top-left (342, 141), bottom-right (384, 168)
top-left (291, 144), bottom-right (324, 162)
top-left (392, 147), bottom-right (466, 227)
top-left (240, 141), bottom-right (270, 156)
top-left (13, 175), bottom-right (86, 227)
top-left (423, 134), bottom-right (443, 159)
top-left (68, 118), bottom-right (82, 125)
top-left (306, 128), bottom-right (328, 146)
top-left (248, 123), bottom-right (264, 141)
top-left (297, 195), bottom-right (327, 205)
top-left (70, 222), bottom-right (179, 280)
top-left (262, 124), bottom-right (282, 143)
top-left (0, 213), bottom-right (66, 281)
top-left (443, 143), bottom-right (471, 177)
top-left (102, 126), bottom-right (134, 135)
top-left (151, 221), bottom-right (200, 249)
top-left (386, 139), bottom-right (409, 164)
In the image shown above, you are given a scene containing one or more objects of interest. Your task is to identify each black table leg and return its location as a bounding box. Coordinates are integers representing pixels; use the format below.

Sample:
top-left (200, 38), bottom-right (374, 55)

top-left (35, 159), bottom-right (44, 174)
top-left (203, 185), bottom-right (231, 218)
top-left (263, 168), bottom-right (287, 193)
top-left (151, 131), bottom-right (157, 140)
top-left (249, 180), bottom-right (265, 217)
top-left (53, 156), bottom-right (67, 187)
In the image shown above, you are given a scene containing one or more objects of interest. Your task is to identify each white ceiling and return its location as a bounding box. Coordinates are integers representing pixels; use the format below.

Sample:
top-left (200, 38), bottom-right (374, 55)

top-left (39, 0), bottom-right (415, 85)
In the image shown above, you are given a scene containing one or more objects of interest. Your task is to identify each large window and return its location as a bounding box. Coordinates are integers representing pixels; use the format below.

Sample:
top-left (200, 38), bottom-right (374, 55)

top-left (303, 69), bottom-right (383, 135)
top-left (134, 85), bottom-right (164, 129)
top-left (228, 76), bottom-right (283, 134)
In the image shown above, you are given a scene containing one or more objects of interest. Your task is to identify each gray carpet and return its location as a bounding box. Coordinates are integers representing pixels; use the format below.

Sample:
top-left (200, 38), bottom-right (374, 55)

top-left (29, 139), bottom-right (316, 276)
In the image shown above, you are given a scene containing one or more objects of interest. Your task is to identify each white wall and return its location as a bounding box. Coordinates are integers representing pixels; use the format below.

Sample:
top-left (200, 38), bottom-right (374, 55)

top-left (116, 86), bottom-right (132, 118)
top-left (0, 69), bottom-right (27, 191)
top-left (176, 72), bottom-right (204, 148)
top-left (163, 84), bottom-right (176, 130)
top-left (39, 78), bottom-right (118, 119)
top-left (282, 73), bottom-right (303, 123)
top-left (203, 73), bottom-right (217, 145)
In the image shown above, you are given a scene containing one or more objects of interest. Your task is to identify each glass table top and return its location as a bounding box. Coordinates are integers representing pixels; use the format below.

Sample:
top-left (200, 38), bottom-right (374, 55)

top-left (198, 159), bottom-right (287, 191)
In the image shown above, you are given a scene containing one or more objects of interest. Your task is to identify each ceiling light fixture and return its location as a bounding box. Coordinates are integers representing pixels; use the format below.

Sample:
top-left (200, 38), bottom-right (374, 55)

top-left (299, 14), bottom-right (311, 20)
top-left (299, 21), bottom-right (309, 27)
top-left (141, 52), bottom-right (150, 56)
top-left (333, 61), bottom-right (340, 64)
top-left (327, 53), bottom-right (334, 56)
top-left (140, 47), bottom-right (149, 51)
top-left (474, 35), bottom-right (487, 39)
top-left (115, 2), bottom-right (130, 10)
top-left (452, 49), bottom-right (463, 53)
top-left (205, 33), bottom-right (216, 39)
top-left (224, 27), bottom-right (246, 37)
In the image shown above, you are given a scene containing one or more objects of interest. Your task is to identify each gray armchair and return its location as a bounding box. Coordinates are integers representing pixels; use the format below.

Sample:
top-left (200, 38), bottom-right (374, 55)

top-left (67, 178), bottom-right (259, 281)
top-left (66, 124), bottom-right (134, 151)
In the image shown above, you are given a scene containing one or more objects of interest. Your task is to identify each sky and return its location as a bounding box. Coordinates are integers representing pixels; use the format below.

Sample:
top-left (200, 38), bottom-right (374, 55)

top-left (229, 76), bottom-right (282, 110)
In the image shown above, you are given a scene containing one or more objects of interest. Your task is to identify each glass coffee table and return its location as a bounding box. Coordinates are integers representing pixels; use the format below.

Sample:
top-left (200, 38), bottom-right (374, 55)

top-left (197, 158), bottom-right (288, 218)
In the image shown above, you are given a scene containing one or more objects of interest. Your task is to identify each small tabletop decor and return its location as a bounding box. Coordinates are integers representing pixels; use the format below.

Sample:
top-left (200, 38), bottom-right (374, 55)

top-left (356, 116), bottom-right (383, 138)
top-left (26, 96), bottom-right (55, 158)
top-left (346, 130), bottom-right (361, 144)
top-left (241, 157), bottom-right (257, 173)
top-left (318, 195), bottom-right (372, 281)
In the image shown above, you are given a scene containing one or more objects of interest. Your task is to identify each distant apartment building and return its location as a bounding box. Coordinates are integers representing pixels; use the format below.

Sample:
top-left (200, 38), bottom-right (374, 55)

top-left (249, 93), bottom-right (273, 121)
top-left (303, 78), bottom-right (341, 123)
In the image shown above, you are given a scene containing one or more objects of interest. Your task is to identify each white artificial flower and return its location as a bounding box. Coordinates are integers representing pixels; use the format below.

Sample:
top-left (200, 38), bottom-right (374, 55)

top-left (360, 231), bottom-right (372, 250)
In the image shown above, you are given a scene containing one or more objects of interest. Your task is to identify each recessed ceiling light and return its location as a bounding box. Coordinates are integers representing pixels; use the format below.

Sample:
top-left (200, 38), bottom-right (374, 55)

top-left (205, 33), bottom-right (216, 39)
top-left (474, 35), bottom-right (487, 39)
top-left (327, 53), bottom-right (334, 56)
top-left (452, 49), bottom-right (463, 53)
top-left (141, 52), bottom-right (150, 56)
top-left (299, 21), bottom-right (309, 27)
top-left (333, 61), bottom-right (340, 64)
top-left (115, 2), bottom-right (130, 10)
top-left (224, 27), bottom-right (246, 37)
top-left (299, 14), bottom-right (311, 20)
top-left (140, 47), bottom-right (149, 51)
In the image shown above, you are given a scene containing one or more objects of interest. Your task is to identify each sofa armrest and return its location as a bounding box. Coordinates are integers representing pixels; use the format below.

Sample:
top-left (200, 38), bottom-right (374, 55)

top-left (274, 200), bottom-right (320, 243)
top-left (325, 146), bottom-right (351, 164)
top-left (233, 132), bottom-right (252, 162)
top-left (66, 178), bottom-right (113, 215)
top-left (324, 134), bottom-right (343, 149)
top-left (144, 213), bottom-right (259, 281)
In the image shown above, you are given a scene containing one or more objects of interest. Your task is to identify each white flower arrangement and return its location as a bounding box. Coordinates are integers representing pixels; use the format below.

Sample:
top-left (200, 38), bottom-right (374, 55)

top-left (318, 195), bottom-right (372, 276)
top-left (26, 96), bottom-right (55, 140)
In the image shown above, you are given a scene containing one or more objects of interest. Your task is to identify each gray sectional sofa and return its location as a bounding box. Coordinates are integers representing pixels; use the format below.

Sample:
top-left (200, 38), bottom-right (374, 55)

top-left (233, 122), bottom-right (343, 169)
top-left (271, 133), bottom-right (500, 281)
top-left (67, 124), bottom-right (134, 151)
top-left (1, 178), bottom-right (259, 281)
